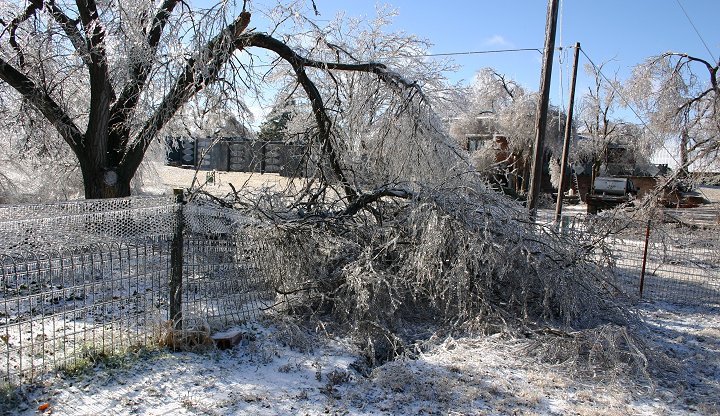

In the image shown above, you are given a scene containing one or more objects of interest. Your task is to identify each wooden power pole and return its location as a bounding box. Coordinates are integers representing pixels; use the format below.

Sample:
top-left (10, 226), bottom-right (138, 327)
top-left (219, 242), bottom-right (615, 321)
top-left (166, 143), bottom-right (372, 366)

top-left (554, 42), bottom-right (581, 223)
top-left (527, 0), bottom-right (560, 220)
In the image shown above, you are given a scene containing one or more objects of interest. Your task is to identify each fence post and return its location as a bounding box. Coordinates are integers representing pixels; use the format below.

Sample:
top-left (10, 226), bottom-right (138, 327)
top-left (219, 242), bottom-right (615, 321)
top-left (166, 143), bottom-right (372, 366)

top-left (170, 189), bottom-right (185, 330)
top-left (639, 219), bottom-right (651, 298)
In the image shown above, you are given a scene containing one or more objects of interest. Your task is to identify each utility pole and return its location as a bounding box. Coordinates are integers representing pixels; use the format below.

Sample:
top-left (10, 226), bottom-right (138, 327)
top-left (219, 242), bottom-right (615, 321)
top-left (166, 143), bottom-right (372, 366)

top-left (554, 42), bottom-right (581, 223)
top-left (527, 0), bottom-right (560, 221)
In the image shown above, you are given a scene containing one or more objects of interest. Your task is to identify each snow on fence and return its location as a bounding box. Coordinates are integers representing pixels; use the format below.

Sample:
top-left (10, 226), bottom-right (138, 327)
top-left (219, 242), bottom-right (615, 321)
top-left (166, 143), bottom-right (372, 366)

top-left (0, 196), bottom-right (274, 384)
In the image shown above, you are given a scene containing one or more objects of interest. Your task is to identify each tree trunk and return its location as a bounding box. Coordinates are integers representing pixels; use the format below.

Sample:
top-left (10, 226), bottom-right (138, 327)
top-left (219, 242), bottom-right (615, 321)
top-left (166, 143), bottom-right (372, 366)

top-left (679, 128), bottom-right (689, 177)
top-left (80, 163), bottom-right (132, 199)
top-left (521, 158), bottom-right (531, 194)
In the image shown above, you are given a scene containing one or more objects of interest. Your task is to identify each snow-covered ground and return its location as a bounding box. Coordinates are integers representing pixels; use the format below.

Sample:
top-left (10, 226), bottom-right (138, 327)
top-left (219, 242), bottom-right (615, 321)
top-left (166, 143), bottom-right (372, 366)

top-left (144, 165), bottom-right (298, 197)
top-left (5, 300), bottom-right (718, 416)
top-left (2, 166), bottom-right (718, 414)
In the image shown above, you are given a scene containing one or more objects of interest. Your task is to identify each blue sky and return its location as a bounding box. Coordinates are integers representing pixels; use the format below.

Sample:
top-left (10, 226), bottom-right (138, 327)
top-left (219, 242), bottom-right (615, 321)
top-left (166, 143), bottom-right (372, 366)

top-left (309, 0), bottom-right (718, 108)
top-left (223, 0), bottom-right (718, 147)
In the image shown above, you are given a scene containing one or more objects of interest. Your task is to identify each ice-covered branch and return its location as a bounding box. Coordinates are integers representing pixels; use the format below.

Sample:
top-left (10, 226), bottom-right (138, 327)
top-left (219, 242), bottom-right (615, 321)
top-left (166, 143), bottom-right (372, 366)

top-left (0, 57), bottom-right (83, 153)
top-left (3, 0), bottom-right (43, 68)
top-left (122, 11), bottom-right (252, 177)
top-left (46, 1), bottom-right (91, 67)
top-left (109, 0), bottom-right (180, 140)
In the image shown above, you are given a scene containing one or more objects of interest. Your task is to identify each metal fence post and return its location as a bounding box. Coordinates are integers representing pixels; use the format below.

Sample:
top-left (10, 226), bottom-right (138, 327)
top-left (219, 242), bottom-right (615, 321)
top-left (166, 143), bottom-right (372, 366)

top-left (639, 219), bottom-right (651, 298)
top-left (170, 189), bottom-right (185, 330)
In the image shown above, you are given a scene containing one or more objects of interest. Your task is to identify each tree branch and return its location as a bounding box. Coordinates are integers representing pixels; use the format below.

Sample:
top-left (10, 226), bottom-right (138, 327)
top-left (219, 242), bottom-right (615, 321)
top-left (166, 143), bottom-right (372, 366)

top-left (242, 32), bottom-right (361, 200)
top-left (76, 0), bottom-right (107, 68)
top-left (493, 70), bottom-right (515, 99)
top-left (108, 0), bottom-right (180, 145)
top-left (246, 32), bottom-right (420, 92)
top-left (4, 0), bottom-right (43, 68)
top-left (120, 10), bottom-right (251, 178)
top-left (0, 57), bottom-right (83, 154)
top-left (676, 87), bottom-right (714, 117)
top-left (46, 0), bottom-right (91, 67)
top-left (342, 187), bottom-right (413, 217)
top-left (663, 52), bottom-right (719, 94)
top-left (242, 32), bottom-right (424, 201)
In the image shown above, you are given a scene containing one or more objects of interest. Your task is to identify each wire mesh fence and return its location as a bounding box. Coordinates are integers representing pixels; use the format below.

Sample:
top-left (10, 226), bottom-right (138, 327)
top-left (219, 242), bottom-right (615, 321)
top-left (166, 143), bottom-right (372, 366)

top-left (0, 196), bottom-right (274, 384)
top-left (179, 199), bottom-right (276, 331)
top-left (538, 210), bottom-right (720, 306)
top-left (1, 198), bottom-right (718, 384)
top-left (610, 231), bottom-right (720, 305)
top-left (0, 238), bottom-right (171, 383)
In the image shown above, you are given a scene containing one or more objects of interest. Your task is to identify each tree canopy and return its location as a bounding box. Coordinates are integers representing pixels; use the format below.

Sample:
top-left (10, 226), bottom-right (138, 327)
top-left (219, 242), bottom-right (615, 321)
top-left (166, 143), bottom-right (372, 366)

top-left (626, 52), bottom-right (720, 175)
top-left (450, 68), bottom-right (565, 193)
top-left (0, 0), bottom-right (448, 199)
top-left (573, 62), bottom-right (650, 181)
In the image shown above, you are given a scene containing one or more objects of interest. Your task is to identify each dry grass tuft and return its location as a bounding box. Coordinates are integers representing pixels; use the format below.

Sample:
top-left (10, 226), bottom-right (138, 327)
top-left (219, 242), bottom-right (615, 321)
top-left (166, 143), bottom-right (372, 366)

top-left (157, 320), bottom-right (214, 352)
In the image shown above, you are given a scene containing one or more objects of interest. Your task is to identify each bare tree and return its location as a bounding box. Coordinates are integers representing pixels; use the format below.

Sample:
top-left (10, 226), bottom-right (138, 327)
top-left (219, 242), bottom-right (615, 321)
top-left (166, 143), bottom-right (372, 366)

top-left (449, 68), bottom-right (517, 144)
top-left (626, 52), bottom-right (720, 176)
top-left (0, 0), bottom-right (427, 199)
top-left (575, 62), bottom-right (624, 181)
top-left (574, 62), bottom-right (653, 184)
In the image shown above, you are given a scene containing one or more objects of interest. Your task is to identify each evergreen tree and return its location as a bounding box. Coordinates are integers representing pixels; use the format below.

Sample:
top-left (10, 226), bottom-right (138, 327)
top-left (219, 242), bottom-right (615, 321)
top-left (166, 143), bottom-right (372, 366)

top-left (257, 109), bottom-right (292, 142)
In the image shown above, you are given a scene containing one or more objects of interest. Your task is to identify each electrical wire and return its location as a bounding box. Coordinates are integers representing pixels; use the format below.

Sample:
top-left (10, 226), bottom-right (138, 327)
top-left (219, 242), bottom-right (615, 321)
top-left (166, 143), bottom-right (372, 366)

top-left (674, 0), bottom-right (717, 63)
top-left (557, 0), bottom-right (566, 117)
top-left (244, 47), bottom-right (543, 68)
top-left (414, 48), bottom-right (542, 57)
top-left (557, 47), bottom-right (566, 131)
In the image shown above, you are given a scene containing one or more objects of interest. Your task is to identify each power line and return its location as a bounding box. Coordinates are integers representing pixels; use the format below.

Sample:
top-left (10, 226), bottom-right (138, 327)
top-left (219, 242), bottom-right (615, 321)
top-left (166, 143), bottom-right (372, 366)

top-left (557, 0), bottom-right (566, 117)
top-left (415, 48), bottom-right (542, 58)
top-left (674, 0), bottom-right (717, 63)
top-left (243, 47), bottom-right (543, 68)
